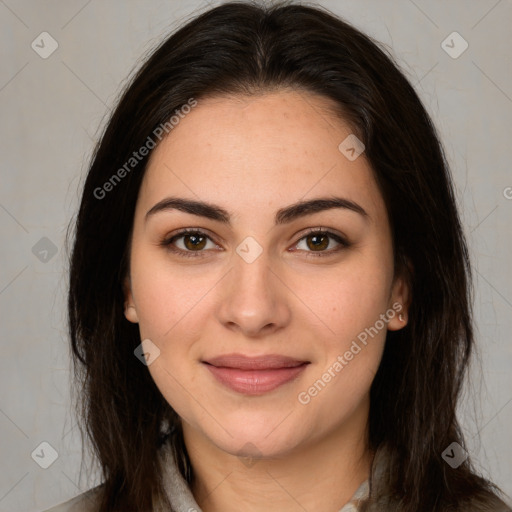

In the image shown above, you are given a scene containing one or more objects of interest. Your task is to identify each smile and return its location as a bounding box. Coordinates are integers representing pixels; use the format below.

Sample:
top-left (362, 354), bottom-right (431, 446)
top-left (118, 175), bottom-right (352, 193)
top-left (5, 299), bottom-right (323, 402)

top-left (202, 354), bottom-right (310, 395)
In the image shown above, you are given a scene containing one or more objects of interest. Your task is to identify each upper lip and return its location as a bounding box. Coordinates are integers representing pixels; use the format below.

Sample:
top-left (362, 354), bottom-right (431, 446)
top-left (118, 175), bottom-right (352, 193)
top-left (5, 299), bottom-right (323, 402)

top-left (203, 354), bottom-right (309, 370)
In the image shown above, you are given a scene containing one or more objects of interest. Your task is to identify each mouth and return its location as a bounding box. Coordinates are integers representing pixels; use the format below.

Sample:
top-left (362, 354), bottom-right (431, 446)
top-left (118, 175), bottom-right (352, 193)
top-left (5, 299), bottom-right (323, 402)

top-left (202, 354), bottom-right (310, 395)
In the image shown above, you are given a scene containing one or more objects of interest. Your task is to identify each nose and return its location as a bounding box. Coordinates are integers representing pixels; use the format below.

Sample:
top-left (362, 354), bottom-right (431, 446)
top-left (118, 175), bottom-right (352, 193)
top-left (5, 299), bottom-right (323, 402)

top-left (216, 248), bottom-right (291, 338)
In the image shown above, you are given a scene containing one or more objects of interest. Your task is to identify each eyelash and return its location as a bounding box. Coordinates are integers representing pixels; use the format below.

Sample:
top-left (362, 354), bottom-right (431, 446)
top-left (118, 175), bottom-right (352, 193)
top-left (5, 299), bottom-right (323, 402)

top-left (159, 227), bottom-right (350, 259)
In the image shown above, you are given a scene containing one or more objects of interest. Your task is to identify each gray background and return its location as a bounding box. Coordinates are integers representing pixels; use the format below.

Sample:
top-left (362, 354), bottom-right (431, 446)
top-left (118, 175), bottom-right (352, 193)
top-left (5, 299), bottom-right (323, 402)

top-left (0, 1), bottom-right (511, 510)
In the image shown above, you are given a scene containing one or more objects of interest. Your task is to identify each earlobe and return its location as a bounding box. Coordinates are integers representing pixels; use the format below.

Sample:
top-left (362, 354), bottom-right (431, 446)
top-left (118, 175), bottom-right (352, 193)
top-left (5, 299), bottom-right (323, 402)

top-left (123, 277), bottom-right (139, 324)
top-left (387, 273), bottom-right (411, 331)
top-left (387, 304), bottom-right (407, 331)
top-left (124, 304), bottom-right (139, 323)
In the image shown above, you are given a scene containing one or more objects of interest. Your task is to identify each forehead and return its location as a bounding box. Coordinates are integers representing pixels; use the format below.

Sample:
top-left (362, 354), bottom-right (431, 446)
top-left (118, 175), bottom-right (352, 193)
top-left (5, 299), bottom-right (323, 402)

top-left (138, 90), bottom-right (385, 221)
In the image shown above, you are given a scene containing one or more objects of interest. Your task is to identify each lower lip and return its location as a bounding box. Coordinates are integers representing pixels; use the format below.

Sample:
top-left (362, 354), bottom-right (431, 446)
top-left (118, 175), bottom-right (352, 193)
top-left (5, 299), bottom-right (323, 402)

top-left (204, 363), bottom-right (308, 395)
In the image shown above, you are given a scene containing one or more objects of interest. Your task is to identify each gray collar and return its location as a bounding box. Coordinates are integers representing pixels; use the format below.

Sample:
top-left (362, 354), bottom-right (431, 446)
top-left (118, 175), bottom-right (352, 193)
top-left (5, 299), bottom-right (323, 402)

top-left (159, 440), bottom-right (370, 512)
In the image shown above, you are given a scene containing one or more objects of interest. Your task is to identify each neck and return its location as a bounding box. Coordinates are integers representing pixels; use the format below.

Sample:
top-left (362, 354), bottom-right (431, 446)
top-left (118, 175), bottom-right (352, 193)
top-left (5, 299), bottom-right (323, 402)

top-left (182, 403), bottom-right (372, 512)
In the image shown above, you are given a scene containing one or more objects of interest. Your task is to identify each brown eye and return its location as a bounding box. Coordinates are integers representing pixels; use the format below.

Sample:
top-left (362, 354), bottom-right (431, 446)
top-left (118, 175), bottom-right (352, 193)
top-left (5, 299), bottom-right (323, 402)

top-left (294, 230), bottom-right (349, 257)
top-left (182, 233), bottom-right (207, 251)
top-left (305, 233), bottom-right (330, 251)
top-left (161, 229), bottom-right (218, 258)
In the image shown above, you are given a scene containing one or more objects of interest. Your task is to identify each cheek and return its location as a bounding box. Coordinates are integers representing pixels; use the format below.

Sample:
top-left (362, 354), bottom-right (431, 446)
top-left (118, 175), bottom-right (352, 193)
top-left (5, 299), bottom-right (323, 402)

top-left (147, 361), bottom-right (208, 428)
top-left (129, 248), bottom-right (215, 340)
top-left (296, 311), bottom-right (387, 428)
top-left (288, 256), bottom-right (393, 342)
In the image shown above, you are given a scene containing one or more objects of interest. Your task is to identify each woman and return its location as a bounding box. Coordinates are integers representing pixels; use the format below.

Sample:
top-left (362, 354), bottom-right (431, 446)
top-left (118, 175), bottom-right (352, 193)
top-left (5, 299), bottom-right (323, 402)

top-left (48, 1), bottom-right (512, 511)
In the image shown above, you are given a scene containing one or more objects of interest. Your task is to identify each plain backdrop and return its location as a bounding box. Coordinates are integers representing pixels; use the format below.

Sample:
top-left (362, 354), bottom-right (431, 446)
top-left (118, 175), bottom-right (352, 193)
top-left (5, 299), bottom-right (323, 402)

top-left (0, 1), bottom-right (511, 510)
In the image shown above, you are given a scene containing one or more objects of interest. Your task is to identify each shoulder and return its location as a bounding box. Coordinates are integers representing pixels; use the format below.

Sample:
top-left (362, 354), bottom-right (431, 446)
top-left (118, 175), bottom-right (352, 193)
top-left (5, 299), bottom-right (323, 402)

top-left (42, 485), bottom-right (102, 512)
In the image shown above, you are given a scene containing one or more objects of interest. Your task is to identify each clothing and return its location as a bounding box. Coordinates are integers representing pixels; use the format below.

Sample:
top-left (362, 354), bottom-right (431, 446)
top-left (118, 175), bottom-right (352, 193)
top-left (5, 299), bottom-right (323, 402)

top-left (42, 486), bottom-right (100, 512)
top-left (43, 438), bottom-right (369, 511)
top-left (159, 437), bottom-right (369, 512)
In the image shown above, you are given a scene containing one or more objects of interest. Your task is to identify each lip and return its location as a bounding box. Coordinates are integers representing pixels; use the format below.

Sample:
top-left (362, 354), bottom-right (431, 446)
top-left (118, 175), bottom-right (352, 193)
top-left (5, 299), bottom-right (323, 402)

top-left (202, 354), bottom-right (310, 395)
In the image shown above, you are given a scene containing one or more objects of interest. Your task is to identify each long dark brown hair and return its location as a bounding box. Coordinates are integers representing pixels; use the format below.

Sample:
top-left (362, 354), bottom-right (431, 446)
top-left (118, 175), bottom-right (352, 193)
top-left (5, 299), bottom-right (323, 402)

top-left (66, 1), bottom-right (511, 510)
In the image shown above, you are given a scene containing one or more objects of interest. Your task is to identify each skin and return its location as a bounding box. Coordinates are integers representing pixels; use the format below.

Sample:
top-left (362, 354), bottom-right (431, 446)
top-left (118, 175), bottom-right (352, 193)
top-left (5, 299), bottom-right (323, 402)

top-left (124, 89), bottom-right (410, 512)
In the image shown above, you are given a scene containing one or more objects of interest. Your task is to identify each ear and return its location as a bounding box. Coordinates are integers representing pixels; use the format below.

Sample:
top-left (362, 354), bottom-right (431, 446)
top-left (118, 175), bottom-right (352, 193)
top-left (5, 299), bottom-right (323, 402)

top-left (387, 269), bottom-right (411, 331)
top-left (123, 276), bottom-right (139, 324)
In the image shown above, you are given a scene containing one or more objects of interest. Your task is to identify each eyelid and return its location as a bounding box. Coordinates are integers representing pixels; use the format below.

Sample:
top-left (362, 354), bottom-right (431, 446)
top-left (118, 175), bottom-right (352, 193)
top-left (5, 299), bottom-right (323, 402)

top-left (160, 227), bottom-right (350, 258)
top-left (295, 226), bottom-right (348, 243)
top-left (290, 227), bottom-right (349, 257)
top-left (160, 228), bottom-right (222, 258)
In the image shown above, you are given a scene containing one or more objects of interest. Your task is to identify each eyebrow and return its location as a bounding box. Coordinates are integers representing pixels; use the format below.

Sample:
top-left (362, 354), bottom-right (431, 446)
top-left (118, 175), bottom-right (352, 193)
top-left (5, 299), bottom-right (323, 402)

top-left (145, 196), bottom-right (368, 225)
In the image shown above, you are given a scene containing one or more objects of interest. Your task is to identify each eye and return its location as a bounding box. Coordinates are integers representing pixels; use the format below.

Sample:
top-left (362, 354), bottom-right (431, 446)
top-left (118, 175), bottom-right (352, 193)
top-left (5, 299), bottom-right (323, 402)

top-left (160, 229), bottom-right (220, 258)
top-left (160, 227), bottom-right (350, 259)
top-left (292, 229), bottom-right (349, 257)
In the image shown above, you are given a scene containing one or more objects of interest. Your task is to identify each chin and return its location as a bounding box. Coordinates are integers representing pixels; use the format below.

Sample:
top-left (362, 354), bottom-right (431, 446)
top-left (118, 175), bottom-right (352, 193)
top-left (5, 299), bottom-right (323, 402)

top-left (200, 415), bottom-right (313, 460)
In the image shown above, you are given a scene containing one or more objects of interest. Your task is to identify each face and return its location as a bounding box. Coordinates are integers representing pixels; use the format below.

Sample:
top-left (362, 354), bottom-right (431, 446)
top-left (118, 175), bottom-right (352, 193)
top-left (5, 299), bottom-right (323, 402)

top-left (124, 89), bottom-right (409, 460)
